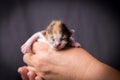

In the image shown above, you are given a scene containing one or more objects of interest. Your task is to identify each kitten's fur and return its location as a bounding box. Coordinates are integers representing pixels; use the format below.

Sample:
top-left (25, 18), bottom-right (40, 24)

top-left (21, 20), bottom-right (80, 53)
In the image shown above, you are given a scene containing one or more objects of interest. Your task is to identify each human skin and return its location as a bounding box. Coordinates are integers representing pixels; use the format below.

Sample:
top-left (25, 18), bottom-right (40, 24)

top-left (18, 41), bottom-right (120, 80)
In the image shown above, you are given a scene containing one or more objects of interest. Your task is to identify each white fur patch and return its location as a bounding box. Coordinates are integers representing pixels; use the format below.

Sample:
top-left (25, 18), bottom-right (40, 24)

top-left (37, 32), bottom-right (47, 43)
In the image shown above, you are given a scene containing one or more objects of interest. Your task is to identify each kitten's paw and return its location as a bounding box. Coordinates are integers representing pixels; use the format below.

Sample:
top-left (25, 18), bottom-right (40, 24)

top-left (74, 42), bottom-right (81, 48)
top-left (21, 44), bottom-right (31, 53)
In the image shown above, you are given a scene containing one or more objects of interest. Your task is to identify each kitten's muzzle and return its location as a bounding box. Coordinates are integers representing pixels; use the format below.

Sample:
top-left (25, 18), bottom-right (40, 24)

top-left (55, 42), bottom-right (61, 49)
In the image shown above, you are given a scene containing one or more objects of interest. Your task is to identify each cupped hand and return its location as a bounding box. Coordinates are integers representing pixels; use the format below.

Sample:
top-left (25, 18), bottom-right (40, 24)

top-left (18, 41), bottom-right (95, 80)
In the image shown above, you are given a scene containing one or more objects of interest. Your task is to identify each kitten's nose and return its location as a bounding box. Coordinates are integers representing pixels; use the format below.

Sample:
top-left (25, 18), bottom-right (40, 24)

top-left (55, 42), bottom-right (61, 48)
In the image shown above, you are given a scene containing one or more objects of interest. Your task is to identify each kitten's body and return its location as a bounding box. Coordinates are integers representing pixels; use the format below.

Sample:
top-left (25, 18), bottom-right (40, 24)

top-left (21, 20), bottom-right (80, 53)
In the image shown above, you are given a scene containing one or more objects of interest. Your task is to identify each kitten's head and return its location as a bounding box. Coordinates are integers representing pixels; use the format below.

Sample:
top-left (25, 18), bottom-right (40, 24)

top-left (46, 20), bottom-right (73, 50)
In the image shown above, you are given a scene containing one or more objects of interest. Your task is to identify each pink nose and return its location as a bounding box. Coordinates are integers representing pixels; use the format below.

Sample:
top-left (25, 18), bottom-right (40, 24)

top-left (55, 42), bottom-right (61, 48)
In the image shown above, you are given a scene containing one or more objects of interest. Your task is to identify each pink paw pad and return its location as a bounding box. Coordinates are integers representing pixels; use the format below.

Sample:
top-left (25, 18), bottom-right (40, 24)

top-left (74, 42), bottom-right (81, 48)
top-left (21, 44), bottom-right (31, 53)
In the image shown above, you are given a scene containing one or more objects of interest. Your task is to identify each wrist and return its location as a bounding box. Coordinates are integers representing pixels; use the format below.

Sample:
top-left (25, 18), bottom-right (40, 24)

top-left (82, 58), bottom-right (120, 80)
top-left (67, 48), bottom-right (96, 80)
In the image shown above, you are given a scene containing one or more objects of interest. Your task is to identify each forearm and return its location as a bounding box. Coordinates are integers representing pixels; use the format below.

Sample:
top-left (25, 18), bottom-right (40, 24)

top-left (70, 48), bottom-right (120, 80)
top-left (81, 53), bottom-right (120, 80)
top-left (86, 60), bottom-right (120, 80)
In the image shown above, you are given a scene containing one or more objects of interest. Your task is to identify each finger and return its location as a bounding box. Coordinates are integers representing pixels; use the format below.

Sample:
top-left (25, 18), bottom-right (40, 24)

top-left (35, 76), bottom-right (44, 80)
top-left (27, 66), bottom-right (36, 71)
top-left (18, 66), bottom-right (29, 80)
top-left (23, 53), bottom-right (34, 66)
top-left (23, 52), bottom-right (45, 68)
top-left (27, 71), bottom-right (36, 80)
top-left (27, 66), bottom-right (45, 80)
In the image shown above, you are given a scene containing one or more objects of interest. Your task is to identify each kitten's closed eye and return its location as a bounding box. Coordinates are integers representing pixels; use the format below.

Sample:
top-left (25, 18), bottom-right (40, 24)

top-left (61, 37), bottom-right (68, 41)
top-left (61, 35), bottom-right (69, 41)
top-left (52, 38), bottom-right (55, 41)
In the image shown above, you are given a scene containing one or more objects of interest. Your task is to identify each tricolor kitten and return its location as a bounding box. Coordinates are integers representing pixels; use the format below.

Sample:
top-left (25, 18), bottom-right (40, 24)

top-left (21, 20), bottom-right (80, 53)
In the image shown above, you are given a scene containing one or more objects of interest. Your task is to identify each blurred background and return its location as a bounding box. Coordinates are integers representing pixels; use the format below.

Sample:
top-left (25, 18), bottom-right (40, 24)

top-left (0, 0), bottom-right (120, 80)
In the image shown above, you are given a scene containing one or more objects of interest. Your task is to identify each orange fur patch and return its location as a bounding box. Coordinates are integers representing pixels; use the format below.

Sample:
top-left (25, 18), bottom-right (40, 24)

top-left (46, 20), bottom-right (62, 37)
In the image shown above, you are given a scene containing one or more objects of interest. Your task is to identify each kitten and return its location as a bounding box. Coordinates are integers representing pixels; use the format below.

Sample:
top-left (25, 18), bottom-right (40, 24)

top-left (21, 20), bottom-right (80, 53)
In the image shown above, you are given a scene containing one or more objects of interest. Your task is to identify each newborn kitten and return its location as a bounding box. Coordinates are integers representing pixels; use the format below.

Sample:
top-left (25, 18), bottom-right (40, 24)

top-left (21, 20), bottom-right (80, 53)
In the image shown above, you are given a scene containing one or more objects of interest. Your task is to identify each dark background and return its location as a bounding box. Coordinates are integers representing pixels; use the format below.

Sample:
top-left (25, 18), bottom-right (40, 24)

top-left (0, 0), bottom-right (120, 80)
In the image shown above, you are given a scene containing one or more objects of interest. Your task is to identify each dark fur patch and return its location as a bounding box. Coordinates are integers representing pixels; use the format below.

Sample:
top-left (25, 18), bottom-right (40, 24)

top-left (61, 23), bottom-right (71, 38)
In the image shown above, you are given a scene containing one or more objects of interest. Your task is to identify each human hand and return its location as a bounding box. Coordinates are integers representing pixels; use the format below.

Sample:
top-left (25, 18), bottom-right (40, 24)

top-left (18, 41), bottom-right (104, 80)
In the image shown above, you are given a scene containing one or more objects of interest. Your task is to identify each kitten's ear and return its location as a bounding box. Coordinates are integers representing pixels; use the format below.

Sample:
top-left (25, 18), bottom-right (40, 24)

top-left (69, 29), bottom-right (75, 36)
top-left (70, 29), bottom-right (75, 33)
top-left (41, 30), bottom-right (46, 35)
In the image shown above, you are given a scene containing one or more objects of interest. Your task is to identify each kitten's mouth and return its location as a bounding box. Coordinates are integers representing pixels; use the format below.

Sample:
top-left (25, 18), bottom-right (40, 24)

top-left (54, 42), bottom-right (61, 49)
top-left (54, 44), bottom-right (65, 50)
top-left (54, 45), bottom-right (61, 50)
